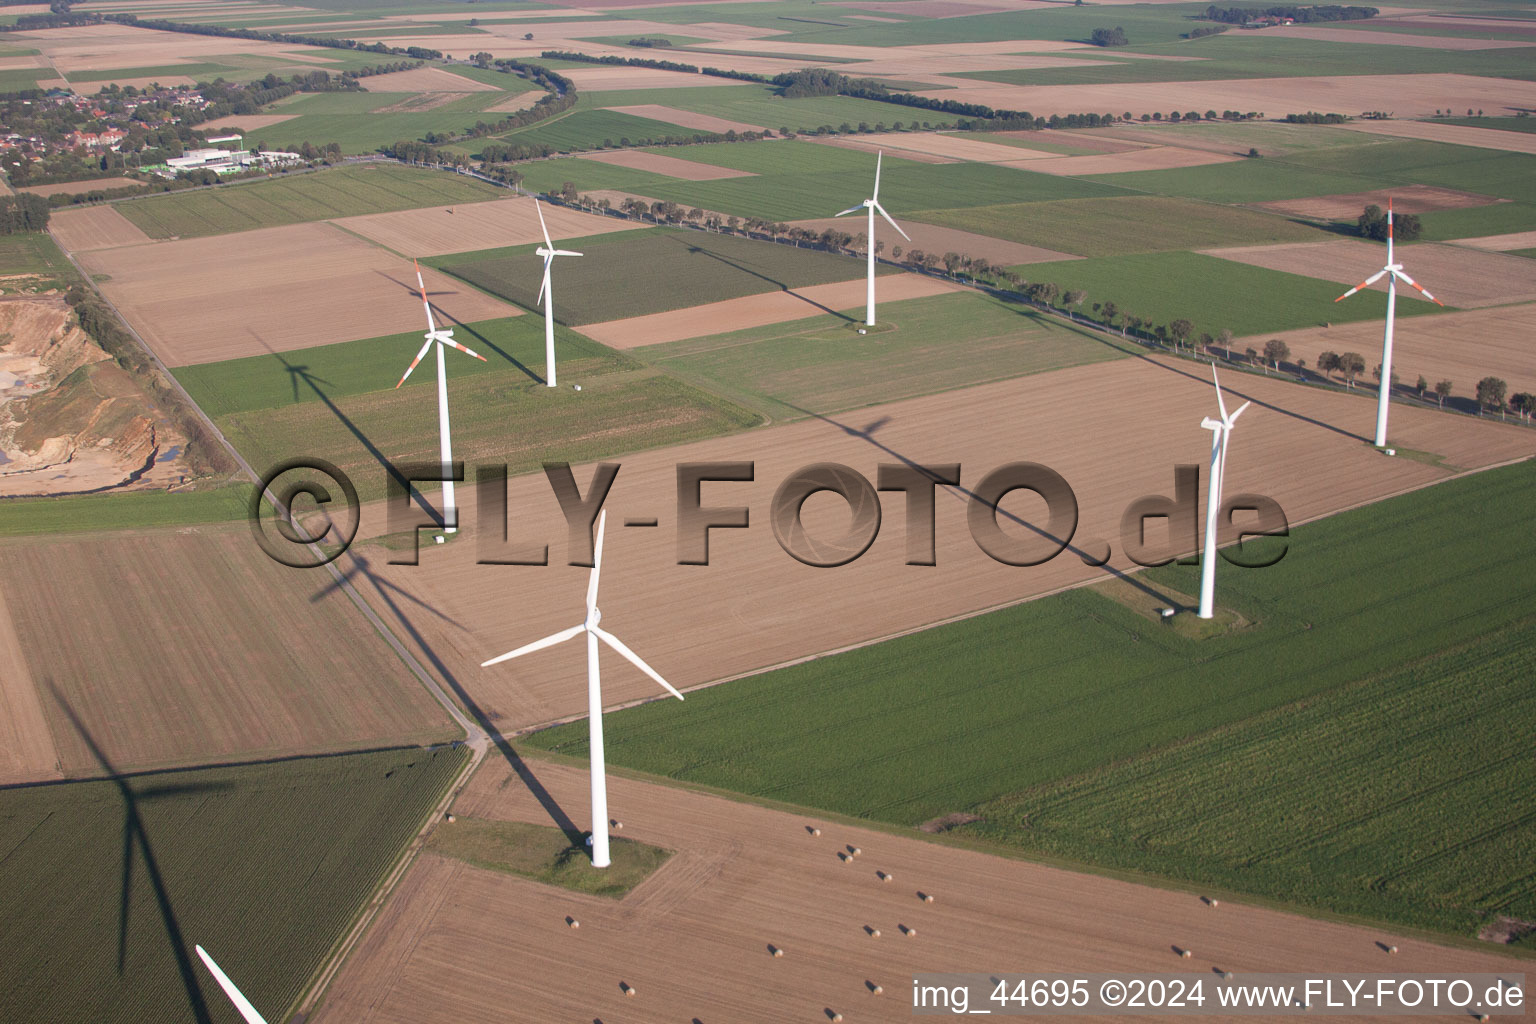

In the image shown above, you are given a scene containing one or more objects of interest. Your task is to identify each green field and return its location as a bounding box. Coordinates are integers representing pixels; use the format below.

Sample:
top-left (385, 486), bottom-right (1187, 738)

top-left (496, 108), bottom-right (698, 152)
top-left (1280, 138), bottom-right (1536, 204)
top-left (178, 316), bottom-right (762, 502)
top-left (571, 83), bottom-right (962, 134)
top-left (1084, 157), bottom-right (1380, 204)
top-left (1417, 201), bottom-right (1536, 242)
top-left (526, 459), bottom-right (1536, 940)
top-left (0, 744), bottom-right (468, 1024)
top-left (435, 226), bottom-right (888, 325)
top-left (910, 195), bottom-right (1329, 257)
top-left (1003, 250), bottom-right (1445, 339)
top-left (0, 485), bottom-right (249, 536)
top-left (0, 231), bottom-right (81, 290)
top-left (1441, 116), bottom-right (1536, 134)
top-left (237, 89), bottom-right (528, 154)
top-left (644, 290), bottom-right (1128, 421)
top-left (512, 155), bottom-right (687, 196)
top-left (115, 163), bottom-right (502, 239)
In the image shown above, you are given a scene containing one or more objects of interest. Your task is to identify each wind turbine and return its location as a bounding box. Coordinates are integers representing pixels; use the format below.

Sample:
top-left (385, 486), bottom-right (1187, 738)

top-left (481, 510), bottom-right (682, 868)
top-left (395, 258), bottom-right (486, 533)
top-left (534, 199), bottom-right (582, 388)
top-left (834, 150), bottom-right (908, 327)
top-left (1334, 197), bottom-right (1443, 448)
top-left (196, 945), bottom-right (269, 1024)
top-left (1198, 367), bottom-right (1250, 620)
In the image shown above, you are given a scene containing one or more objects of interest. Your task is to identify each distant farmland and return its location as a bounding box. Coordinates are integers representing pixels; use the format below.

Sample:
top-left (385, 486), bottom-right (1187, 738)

top-left (115, 164), bottom-right (502, 240)
top-left (0, 745), bottom-right (469, 1024)
top-left (436, 227), bottom-right (890, 326)
top-left (526, 460), bottom-right (1536, 941)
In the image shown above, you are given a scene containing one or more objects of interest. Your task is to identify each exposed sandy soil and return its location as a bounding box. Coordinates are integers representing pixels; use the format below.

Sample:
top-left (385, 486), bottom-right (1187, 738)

top-left (0, 525), bottom-right (457, 781)
top-left (578, 150), bottom-right (758, 180)
top-left (1202, 239), bottom-right (1536, 309)
top-left (811, 135), bottom-right (960, 164)
top-left (1025, 146), bottom-right (1243, 176)
top-left (1450, 230), bottom-right (1536, 251)
top-left (814, 130), bottom-right (1065, 164)
top-left (317, 756), bottom-right (1528, 1024)
top-left (1026, 130), bottom-right (1151, 154)
top-left (1238, 302), bottom-right (1536, 399)
top-left (17, 177), bottom-right (141, 198)
top-left (332, 196), bottom-right (649, 259)
top-left (559, 67), bottom-right (724, 91)
top-left (1253, 184), bottom-right (1502, 221)
top-left (0, 56), bottom-right (49, 70)
top-left (1322, 118), bottom-right (1536, 155)
top-left (359, 65), bottom-right (502, 93)
top-left (601, 104), bottom-right (765, 134)
top-left (333, 354), bottom-right (1535, 733)
top-left (48, 204), bottom-right (153, 252)
top-left (1259, 24), bottom-right (1535, 48)
top-left (482, 91), bottom-right (544, 114)
top-left (198, 113), bottom-right (299, 133)
top-left (912, 73), bottom-right (1536, 121)
top-left (77, 222), bottom-right (519, 366)
top-left (9, 22), bottom-right (337, 73)
top-left (791, 216), bottom-right (1081, 268)
top-left (578, 273), bottom-right (964, 348)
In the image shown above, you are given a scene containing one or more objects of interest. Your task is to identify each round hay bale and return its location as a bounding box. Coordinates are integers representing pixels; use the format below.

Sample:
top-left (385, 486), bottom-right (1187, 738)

top-left (831, 1014), bottom-right (843, 1023)
top-left (771, 945), bottom-right (783, 958)
top-left (812, 827), bottom-right (821, 836)
top-left (905, 926), bottom-right (916, 938)
top-left (870, 928), bottom-right (881, 938)
top-left (880, 871), bottom-right (893, 882)
top-left (850, 847), bottom-right (862, 857)
top-left (870, 984), bottom-right (883, 995)
top-left (567, 917), bottom-right (579, 929)
top-left (921, 893), bottom-right (934, 903)
top-left (1388, 945), bottom-right (1398, 955)
top-left (1209, 898), bottom-right (1218, 907)
top-left (445, 812), bottom-right (456, 823)
top-left (623, 983), bottom-right (635, 997)
top-left (1180, 948), bottom-right (1192, 959)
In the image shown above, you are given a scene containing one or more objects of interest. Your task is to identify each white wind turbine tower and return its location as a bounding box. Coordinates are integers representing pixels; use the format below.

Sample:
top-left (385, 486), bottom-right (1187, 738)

top-left (195, 945), bottom-right (268, 1024)
top-left (1334, 197), bottom-right (1443, 448)
top-left (534, 199), bottom-right (582, 388)
top-left (1198, 367), bottom-right (1250, 621)
top-left (395, 258), bottom-right (486, 533)
top-left (481, 510), bottom-right (682, 868)
top-left (834, 151), bottom-right (909, 327)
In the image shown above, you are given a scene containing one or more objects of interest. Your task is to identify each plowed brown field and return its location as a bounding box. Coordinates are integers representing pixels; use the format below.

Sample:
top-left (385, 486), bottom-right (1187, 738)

top-left (49, 204), bottom-right (153, 251)
top-left (332, 197), bottom-right (649, 258)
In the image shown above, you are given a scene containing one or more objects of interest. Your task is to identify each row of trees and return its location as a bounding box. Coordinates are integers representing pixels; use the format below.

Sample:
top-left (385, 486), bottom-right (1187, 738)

top-left (1200, 5), bottom-right (1379, 23)
top-left (1090, 27), bottom-right (1130, 46)
top-left (103, 13), bottom-right (441, 59)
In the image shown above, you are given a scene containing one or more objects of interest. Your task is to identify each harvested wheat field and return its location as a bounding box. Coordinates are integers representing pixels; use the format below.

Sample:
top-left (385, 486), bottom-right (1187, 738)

top-left (317, 756), bottom-right (1524, 1024)
top-left (579, 273), bottom-right (964, 347)
top-left (48, 203), bottom-right (153, 251)
top-left (0, 583), bottom-right (59, 785)
top-left (579, 150), bottom-right (757, 180)
top-left (0, 525), bottom-right (456, 781)
top-left (789, 216), bottom-right (1080, 268)
top-left (601, 104), bottom-right (764, 134)
top-left (1450, 229), bottom-right (1536, 252)
top-left (483, 91), bottom-right (544, 114)
top-left (1204, 239), bottom-right (1536, 309)
top-left (77, 222), bottom-right (519, 365)
top-left (18, 177), bottom-right (140, 198)
top-left (332, 197), bottom-right (649, 258)
top-left (335, 355), bottom-right (1534, 731)
top-left (1254, 185), bottom-right (1502, 221)
top-left (1243, 303), bottom-right (1536, 399)
top-left (199, 113), bottom-right (299, 133)
top-left (354, 65), bottom-right (500, 93)
top-left (1028, 146), bottom-right (1243, 176)
top-left (812, 135), bottom-right (959, 164)
top-left (913, 73), bottom-right (1536, 121)
top-left (10, 22), bottom-right (336, 73)
top-left (818, 130), bottom-right (1061, 164)
top-left (560, 67), bottom-right (733, 91)
top-left (1322, 117), bottom-right (1536, 155)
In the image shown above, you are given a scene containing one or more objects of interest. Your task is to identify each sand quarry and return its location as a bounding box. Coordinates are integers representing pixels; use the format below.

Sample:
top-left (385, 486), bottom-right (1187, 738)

top-left (317, 756), bottom-right (1526, 1024)
top-left (332, 354), bottom-right (1536, 733)
top-left (75, 222), bottom-right (519, 365)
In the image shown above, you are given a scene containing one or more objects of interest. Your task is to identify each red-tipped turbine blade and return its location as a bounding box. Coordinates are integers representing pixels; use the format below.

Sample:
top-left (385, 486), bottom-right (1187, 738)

top-left (1335, 269), bottom-right (1388, 302)
top-left (444, 336), bottom-right (488, 361)
top-left (1394, 270), bottom-right (1442, 306)
top-left (395, 337), bottom-right (434, 388)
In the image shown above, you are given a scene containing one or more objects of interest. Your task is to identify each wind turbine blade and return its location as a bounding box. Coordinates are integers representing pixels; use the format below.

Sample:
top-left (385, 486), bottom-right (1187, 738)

top-left (1211, 365), bottom-right (1229, 423)
top-left (592, 625), bottom-right (684, 700)
top-left (414, 258), bottom-right (437, 335)
top-left (872, 150), bottom-right (882, 203)
top-left (195, 947), bottom-right (270, 1024)
top-left (1229, 400), bottom-right (1252, 423)
top-left (1393, 269), bottom-right (1443, 306)
top-left (481, 624), bottom-right (585, 667)
top-left (395, 337), bottom-right (434, 389)
top-left (536, 261), bottom-right (551, 307)
top-left (834, 204), bottom-right (864, 218)
top-left (442, 336), bottom-right (488, 362)
top-left (873, 200), bottom-right (909, 241)
top-left (553, 249), bottom-right (583, 257)
top-left (586, 509), bottom-right (606, 616)
top-left (1335, 269), bottom-right (1388, 302)
top-left (535, 199), bottom-right (553, 249)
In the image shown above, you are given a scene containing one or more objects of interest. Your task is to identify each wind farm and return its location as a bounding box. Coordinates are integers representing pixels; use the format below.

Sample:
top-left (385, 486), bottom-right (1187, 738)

top-left (2, 1), bottom-right (1535, 1022)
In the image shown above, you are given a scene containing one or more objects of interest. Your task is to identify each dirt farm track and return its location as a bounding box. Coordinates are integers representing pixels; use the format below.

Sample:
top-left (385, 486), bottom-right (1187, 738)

top-left (317, 757), bottom-right (1527, 1024)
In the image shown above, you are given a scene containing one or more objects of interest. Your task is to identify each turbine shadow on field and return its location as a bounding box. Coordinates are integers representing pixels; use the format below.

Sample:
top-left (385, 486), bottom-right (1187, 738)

top-left (310, 549), bottom-right (459, 628)
top-left (451, 319), bottom-right (544, 385)
top-left (674, 235), bottom-right (855, 322)
top-left (46, 682), bottom-right (224, 1024)
top-left (783, 402), bottom-right (1178, 607)
top-left (323, 554), bottom-right (581, 841)
top-left (1024, 309), bottom-right (1369, 445)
